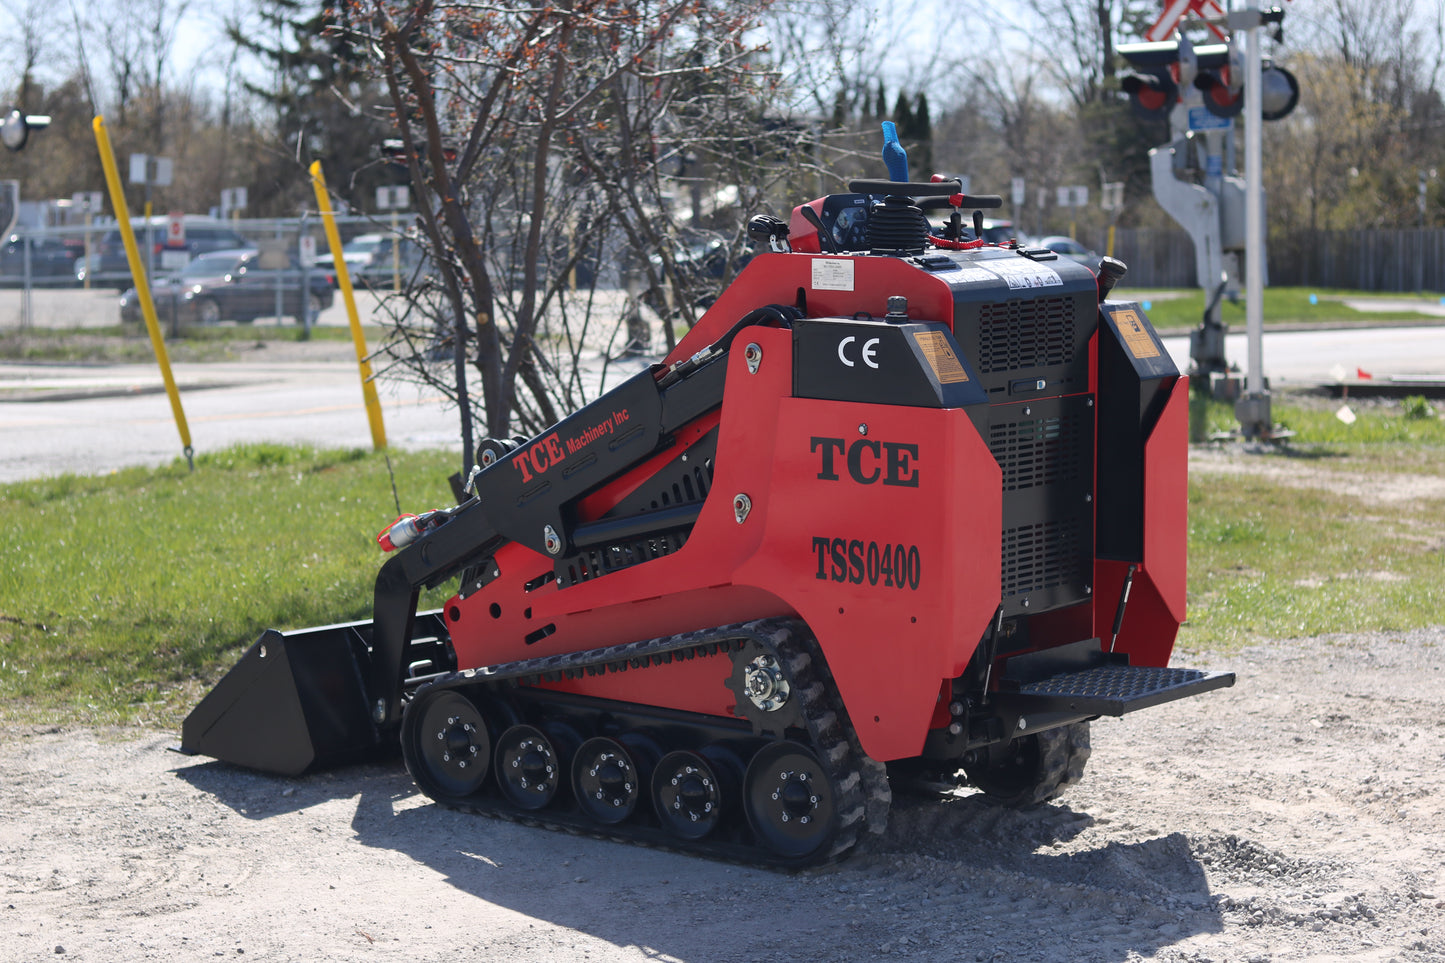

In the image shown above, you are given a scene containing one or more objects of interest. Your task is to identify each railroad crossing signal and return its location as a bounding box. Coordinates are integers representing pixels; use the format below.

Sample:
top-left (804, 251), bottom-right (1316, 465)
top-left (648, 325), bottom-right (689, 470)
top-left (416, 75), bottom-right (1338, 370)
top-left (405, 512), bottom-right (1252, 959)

top-left (1147, 0), bottom-right (1228, 43)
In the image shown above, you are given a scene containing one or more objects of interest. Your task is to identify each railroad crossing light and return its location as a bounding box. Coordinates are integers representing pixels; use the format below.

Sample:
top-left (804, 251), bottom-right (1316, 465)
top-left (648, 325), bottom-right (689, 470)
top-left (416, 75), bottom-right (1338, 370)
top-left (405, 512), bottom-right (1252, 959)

top-left (1193, 69), bottom-right (1243, 118)
top-left (1195, 60), bottom-right (1299, 121)
top-left (1118, 41), bottom-right (1193, 121)
top-left (1259, 64), bottom-right (1300, 121)
top-left (1, 109), bottom-right (50, 151)
top-left (1121, 69), bottom-right (1179, 121)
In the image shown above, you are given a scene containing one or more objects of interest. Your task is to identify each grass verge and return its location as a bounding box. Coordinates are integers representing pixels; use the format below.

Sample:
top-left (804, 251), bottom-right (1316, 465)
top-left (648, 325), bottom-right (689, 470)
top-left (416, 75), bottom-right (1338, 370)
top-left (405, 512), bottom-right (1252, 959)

top-left (0, 444), bottom-right (459, 727)
top-left (1130, 286), bottom-right (1445, 332)
top-left (1182, 392), bottom-right (1445, 652)
top-left (0, 323), bottom-right (374, 364)
top-left (1, 395), bottom-right (1441, 729)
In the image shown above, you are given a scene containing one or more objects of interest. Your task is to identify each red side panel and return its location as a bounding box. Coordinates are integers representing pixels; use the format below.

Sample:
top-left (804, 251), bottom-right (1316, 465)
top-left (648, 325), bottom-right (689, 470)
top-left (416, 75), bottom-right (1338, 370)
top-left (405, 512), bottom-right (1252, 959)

top-left (734, 394), bottom-right (1001, 760)
top-left (1094, 375), bottom-right (1188, 666)
top-left (445, 323), bottom-right (1002, 761)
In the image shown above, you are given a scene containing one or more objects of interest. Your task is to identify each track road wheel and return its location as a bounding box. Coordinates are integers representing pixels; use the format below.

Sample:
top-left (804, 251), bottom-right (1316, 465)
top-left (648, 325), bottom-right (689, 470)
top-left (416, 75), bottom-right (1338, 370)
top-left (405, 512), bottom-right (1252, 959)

top-left (572, 736), bottom-right (644, 825)
top-left (744, 740), bottom-right (837, 859)
top-left (402, 690), bottom-right (491, 803)
top-left (652, 749), bottom-right (733, 840)
top-left (495, 724), bottom-right (563, 810)
top-left (964, 721), bottom-right (1091, 806)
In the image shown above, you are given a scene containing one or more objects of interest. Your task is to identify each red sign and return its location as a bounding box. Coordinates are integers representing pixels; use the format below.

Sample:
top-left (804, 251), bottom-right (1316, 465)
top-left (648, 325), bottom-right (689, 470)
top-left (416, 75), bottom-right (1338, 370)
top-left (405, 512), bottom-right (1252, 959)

top-left (166, 212), bottom-right (186, 247)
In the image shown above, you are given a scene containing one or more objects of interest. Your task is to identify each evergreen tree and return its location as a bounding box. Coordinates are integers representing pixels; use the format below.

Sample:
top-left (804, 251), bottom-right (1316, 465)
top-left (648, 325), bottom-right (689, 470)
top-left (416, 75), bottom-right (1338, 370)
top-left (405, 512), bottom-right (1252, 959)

top-left (226, 0), bottom-right (394, 216)
top-left (893, 91), bottom-right (915, 138)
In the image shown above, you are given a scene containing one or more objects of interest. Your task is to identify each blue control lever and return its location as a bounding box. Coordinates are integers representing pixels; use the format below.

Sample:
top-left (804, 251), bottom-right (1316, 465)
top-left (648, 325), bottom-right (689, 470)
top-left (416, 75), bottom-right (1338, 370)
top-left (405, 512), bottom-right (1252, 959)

top-left (881, 121), bottom-right (909, 182)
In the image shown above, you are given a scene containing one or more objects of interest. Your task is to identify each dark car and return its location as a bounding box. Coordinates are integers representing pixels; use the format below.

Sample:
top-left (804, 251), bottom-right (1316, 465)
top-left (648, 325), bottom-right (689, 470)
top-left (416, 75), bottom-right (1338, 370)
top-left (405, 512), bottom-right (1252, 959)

top-left (119, 249), bottom-right (335, 325)
top-left (79, 218), bottom-right (251, 289)
top-left (0, 234), bottom-right (79, 285)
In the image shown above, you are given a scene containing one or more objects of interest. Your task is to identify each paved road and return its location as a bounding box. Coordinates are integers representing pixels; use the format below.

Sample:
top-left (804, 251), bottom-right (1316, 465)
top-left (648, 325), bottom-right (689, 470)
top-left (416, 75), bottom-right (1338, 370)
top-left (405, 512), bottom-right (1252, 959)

top-left (1159, 324), bottom-right (1445, 385)
top-left (0, 359), bottom-right (466, 482)
top-left (3, 323), bottom-right (1445, 484)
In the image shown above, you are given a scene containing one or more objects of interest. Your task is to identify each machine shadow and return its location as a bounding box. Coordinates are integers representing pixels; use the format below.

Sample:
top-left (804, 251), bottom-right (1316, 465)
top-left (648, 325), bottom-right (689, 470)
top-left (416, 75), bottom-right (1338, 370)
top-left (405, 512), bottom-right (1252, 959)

top-left (175, 755), bottom-right (1223, 962)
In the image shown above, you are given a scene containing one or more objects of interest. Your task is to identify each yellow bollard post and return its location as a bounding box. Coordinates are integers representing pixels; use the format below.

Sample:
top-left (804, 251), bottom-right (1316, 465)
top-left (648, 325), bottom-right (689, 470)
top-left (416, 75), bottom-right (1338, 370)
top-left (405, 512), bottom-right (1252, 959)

top-left (310, 161), bottom-right (387, 451)
top-left (91, 115), bottom-right (194, 469)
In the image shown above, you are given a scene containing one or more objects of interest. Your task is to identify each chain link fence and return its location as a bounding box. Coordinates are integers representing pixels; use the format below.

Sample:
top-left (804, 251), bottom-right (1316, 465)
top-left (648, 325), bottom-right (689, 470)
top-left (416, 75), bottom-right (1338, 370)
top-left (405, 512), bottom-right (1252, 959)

top-left (0, 215), bottom-right (416, 330)
top-left (9, 217), bottom-right (1445, 331)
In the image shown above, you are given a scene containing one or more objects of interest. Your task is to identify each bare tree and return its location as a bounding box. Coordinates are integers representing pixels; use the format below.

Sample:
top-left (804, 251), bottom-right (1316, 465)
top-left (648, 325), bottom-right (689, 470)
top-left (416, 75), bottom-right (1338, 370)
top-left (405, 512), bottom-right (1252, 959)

top-left (342, 0), bottom-right (804, 467)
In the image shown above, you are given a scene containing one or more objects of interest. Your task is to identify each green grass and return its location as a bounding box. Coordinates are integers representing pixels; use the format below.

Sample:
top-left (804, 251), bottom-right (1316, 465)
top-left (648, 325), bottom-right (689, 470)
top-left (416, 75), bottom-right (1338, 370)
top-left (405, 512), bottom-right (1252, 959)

top-left (1181, 393), bottom-right (1445, 652)
top-left (1130, 286), bottom-right (1445, 332)
top-left (2, 395), bottom-right (1443, 728)
top-left (0, 323), bottom-right (373, 364)
top-left (0, 444), bottom-right (459, 726)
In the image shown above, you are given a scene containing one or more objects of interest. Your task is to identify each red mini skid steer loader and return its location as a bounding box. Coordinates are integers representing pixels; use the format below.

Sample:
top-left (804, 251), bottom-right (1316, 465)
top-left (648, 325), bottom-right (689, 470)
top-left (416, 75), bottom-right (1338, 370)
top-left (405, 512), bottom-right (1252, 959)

top-left (182, 134), bottom-right (1232, 867)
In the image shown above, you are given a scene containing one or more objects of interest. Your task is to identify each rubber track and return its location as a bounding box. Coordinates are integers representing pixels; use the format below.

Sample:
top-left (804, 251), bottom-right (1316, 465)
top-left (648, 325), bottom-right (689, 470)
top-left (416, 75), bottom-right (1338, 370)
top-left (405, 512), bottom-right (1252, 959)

top-left (407, 617), bottom-right (878, 868)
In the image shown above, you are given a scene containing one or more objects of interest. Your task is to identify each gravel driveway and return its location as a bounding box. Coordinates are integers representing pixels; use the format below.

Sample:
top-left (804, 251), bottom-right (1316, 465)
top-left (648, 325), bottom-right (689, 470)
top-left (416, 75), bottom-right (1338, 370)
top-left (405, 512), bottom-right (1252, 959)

top-left (2, 627), bottom-right (1442, 962)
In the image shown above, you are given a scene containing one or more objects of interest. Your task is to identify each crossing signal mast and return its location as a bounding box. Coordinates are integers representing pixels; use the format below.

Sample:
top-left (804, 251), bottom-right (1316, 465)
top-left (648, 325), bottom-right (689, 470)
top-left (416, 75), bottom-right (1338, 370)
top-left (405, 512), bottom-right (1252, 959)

top-left (1118, 1), bottom-right (1297, 440)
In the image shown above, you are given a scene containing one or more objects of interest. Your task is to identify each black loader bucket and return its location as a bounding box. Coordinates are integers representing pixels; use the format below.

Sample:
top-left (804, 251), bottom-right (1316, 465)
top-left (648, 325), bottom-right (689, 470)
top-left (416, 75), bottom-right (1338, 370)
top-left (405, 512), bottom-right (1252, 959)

top-left (180, 620), bottom-right (380, 776)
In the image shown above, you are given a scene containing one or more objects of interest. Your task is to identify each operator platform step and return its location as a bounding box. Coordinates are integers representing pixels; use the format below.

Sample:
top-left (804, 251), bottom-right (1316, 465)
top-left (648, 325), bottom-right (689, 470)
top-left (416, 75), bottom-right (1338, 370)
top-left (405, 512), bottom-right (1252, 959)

top-left (1000, 662), bottom-right (1236, 717)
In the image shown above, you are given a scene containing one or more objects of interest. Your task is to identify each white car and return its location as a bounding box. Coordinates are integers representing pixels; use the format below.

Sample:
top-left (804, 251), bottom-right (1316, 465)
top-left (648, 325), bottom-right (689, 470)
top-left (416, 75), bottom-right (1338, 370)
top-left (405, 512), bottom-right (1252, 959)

top-left (314, 233), bottom-right (429, 289)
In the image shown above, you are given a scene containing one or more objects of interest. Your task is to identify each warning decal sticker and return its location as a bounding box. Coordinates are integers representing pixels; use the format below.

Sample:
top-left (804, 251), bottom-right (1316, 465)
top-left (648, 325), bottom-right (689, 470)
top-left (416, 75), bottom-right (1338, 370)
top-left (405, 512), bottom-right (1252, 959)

top-left (977, 259), bottom-right (1063, 290)
top-left (912, 331), bottom-right (970, 384)
top-left (811, 258), bottom-right (856, 291)
top-left (1114, 308), bottom-right (1161, 359)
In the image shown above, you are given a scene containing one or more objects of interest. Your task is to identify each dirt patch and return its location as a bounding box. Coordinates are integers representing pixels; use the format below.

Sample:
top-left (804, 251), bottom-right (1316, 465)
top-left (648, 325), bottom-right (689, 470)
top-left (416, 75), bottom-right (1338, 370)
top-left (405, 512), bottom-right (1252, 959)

top-left (2, 628), bottom-right (1442, 962)
top-left (1191, 446), bottom-right (1445, 505)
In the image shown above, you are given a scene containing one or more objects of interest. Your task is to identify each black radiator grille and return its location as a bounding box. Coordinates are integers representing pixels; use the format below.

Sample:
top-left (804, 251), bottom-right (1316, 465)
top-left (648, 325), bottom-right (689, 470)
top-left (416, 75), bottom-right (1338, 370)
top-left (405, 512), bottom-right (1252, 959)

top-left (647, 465), bottom-right (711, 510)
top-left (561, 532), bottom-right (689, 586)
top-left (1001, 517), bottom-right (1087, 601)
top-left (976, 297), bottom-right (1075, 374)
top-left (989, 410), bottom-right (1086, 492)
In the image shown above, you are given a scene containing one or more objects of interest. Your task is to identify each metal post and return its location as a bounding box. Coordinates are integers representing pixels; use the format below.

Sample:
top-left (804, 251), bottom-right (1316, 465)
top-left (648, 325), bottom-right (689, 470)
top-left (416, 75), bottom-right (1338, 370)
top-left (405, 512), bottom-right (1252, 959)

top-left (310, 161), bottom-right (388, 451)
top-left (93, 115), bottom-right (194, 468)
top-left (21, 233), bottom-right (32, 329)
top-left (300, 211), bottom-right (313, 341)
top-left (274, 220), bottom-right (284, 323)
top-left (1235, 6), bottom-right (1271, 439)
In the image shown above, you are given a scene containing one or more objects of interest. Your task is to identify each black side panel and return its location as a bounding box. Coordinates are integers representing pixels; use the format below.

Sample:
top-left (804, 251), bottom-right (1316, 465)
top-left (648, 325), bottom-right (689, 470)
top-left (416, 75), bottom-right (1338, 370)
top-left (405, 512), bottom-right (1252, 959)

top-left (989, 394), bottom-right (1096, 616)
top-left (945, 249), bottom-right (1098, 400)
top-left (792, 319), bottom-right (988, 409)
top-left (1096, 301), bottom-right (1179, 562)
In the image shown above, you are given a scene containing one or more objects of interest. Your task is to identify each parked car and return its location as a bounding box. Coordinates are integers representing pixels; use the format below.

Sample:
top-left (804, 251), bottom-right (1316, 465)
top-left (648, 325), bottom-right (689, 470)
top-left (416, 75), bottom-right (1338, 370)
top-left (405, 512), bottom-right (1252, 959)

top-left (1034, 235), bottom-right (1101, 266)
top-left (77, 217), bottom-right (251, 289)
top-left (314, 232), bottom-right (430, 289)
top-left (0, 234), bottom-right (80, 286)
top-left (119, 249), bottom-right (335, 325)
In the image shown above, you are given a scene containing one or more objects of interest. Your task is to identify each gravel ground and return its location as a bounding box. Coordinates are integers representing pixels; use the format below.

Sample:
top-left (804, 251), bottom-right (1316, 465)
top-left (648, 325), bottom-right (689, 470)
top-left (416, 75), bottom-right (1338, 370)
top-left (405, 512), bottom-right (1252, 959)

top-left (2, 628), bottom-right (1442, 963)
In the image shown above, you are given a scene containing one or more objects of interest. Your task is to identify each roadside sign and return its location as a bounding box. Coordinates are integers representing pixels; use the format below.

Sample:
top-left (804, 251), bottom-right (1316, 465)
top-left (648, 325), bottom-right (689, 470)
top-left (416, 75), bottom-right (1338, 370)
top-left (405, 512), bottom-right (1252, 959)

top-left (160, 249), bottom-right (190, 271)
top-left (72, 190), bottom-right (103, 213)
top-left (1188, 106), bottom-right (1233, 131)
top-left (376, 185), bottom-right (410, 210)
top-left (166, 212), bottom-right (186, 247)
top-left (221, 186), bottom-right (248, 215)
top-left (299, 235), bottom-right (317, 267)
top-left (1011, 177), bottom-right (1026, 206)
top-left (130, 154), bottom-right (175, 187)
